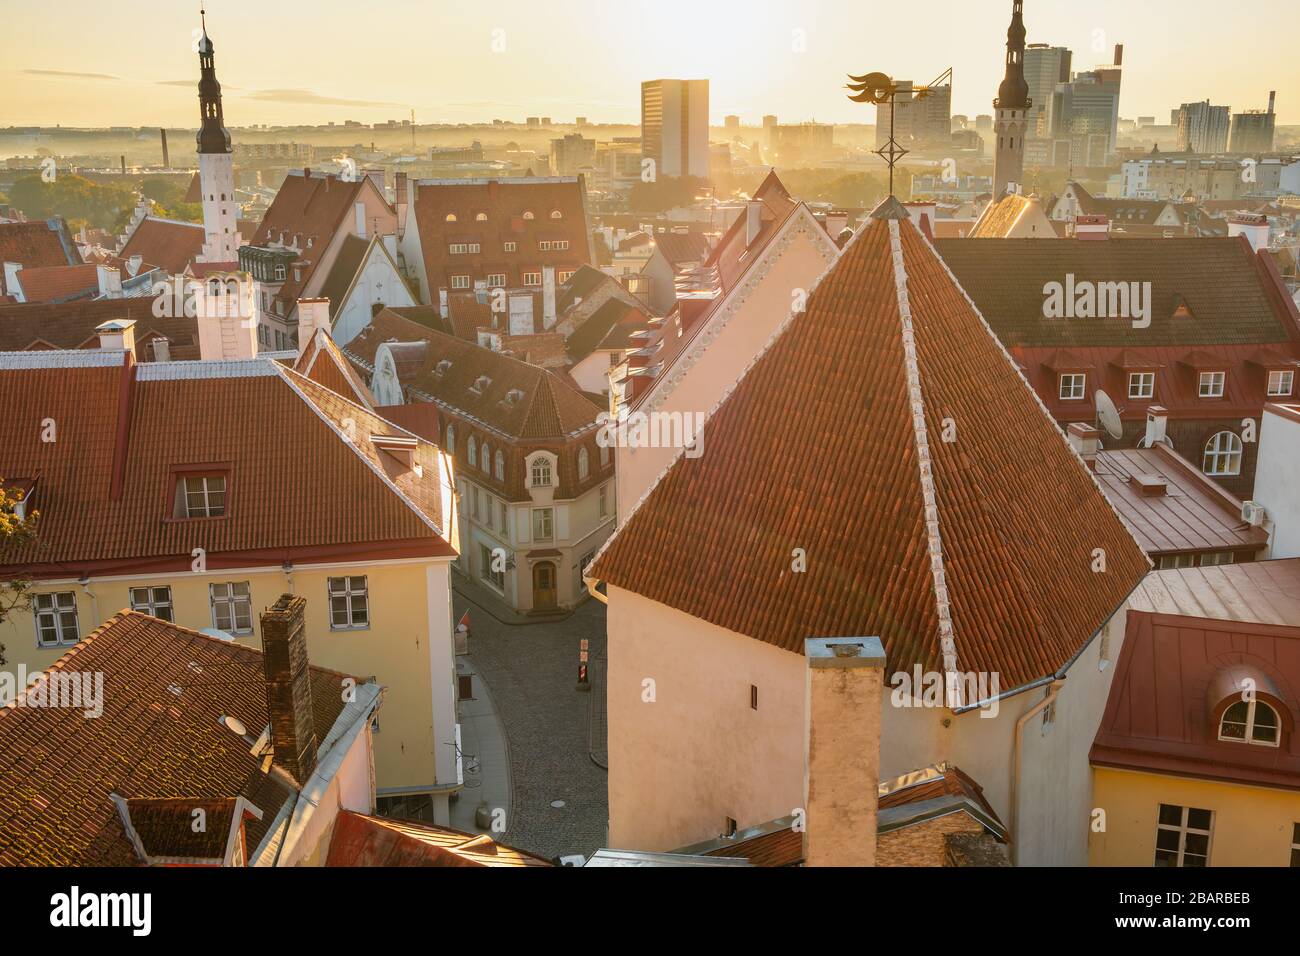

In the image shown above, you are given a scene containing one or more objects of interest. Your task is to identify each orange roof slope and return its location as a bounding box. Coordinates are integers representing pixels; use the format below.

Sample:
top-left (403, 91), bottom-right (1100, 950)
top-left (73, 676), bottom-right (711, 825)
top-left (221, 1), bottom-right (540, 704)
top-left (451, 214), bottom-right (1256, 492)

top-left (325, 811), bottom-right (551, 867)
top-left (0, 611), bottom-right (353, 866)
top-left (119, 217), bottom-right (205, 275)
top-left (591, 201), bottom-right (1149, 692)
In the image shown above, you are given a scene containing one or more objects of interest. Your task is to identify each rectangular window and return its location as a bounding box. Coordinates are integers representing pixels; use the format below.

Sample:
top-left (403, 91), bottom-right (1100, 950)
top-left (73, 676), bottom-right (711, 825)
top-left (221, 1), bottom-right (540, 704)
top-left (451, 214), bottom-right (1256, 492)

top-left (449, 243), bottom-right (469, 254)
top-left (1157, 553), bottom-right (1197, 570)
top-left (1199, 551), bottom-right (1235, 567)
top-left (499, 501), bottom-right (509, 537)
top-left (450, 275), bottom-right (471, 290)
top-left (486, 273), bottom-right (507, 288)
top-left (472, 486), bottom-right (481, 521)
top-left (522, 272), bottom-right (542, 287)
top-left (177, 474), bottom-right (227, 519)
top-left (1268, 369), bottom-right (1295, 397)
top-left (750, 685), bottom-right (759, 710)
top-left (553, 241), bottom-right (570, 251)
top-left (538, 241), bottom-right (552, 252)
top-left (210, 582), bottom-right (253, 635)
top-left (599, 485), bottom-right (609, 518)
top-left (1128, 372), bottom-right (1155, 399)
top-left (531, 507), bottom-right (554, 542)
top-left (328, 576), bottom-right (369, 630)
top-left (504, 242), bottom-right (517, 253)
top-left (1199, 371), bottom-right (1225, 398)
top-left (34, 592), bottom-right (79, 648)
top-left (1154, 804), bottom-right (1213, 867)
top-left (1059, 373), bottom-right (1086, 401)
top-left (479, 544), bottom-right (505, 591)
top-left (558, 270), bottom-right (576, 283)
top-left (129, 586), bottom-right (174, 622)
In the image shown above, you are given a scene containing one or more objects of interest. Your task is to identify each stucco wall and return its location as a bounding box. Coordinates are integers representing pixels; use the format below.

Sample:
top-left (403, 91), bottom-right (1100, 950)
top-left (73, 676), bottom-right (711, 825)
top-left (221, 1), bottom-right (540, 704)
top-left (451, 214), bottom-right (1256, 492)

top-left (1256, 407), bottom-right (1300, 559)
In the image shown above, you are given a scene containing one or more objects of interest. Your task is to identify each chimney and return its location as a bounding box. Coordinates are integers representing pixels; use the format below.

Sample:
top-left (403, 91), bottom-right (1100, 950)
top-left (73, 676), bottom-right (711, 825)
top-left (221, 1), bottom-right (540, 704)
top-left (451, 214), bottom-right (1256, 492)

top-left (395, 171), bottom-right (409, 234)
top-left (1114, 44), bottom-right (1123, 67)
top-left (354, 201), bottom-right (367, 240)
top-left (96, 264), bottom-right (123, 298)
top-left (259, 594), bottom-right (318, 785)
top-left (1067, 422), bottom-right (1101, 469)
top-left (803, 636), bottom-right (886, 867)
top-left (746, 200), bottom-right (763, 246)
top-left (905, 202), bottom-right (936, 241)
top-left (1268, 91), bottom-right (1276, 115)
top-left (94, 318), bottom-right (136, 354)
top-left (159, 128), bottom-right (170, 168)
top-left (542, 265), bottom-right (557, 328)
top-left (3, 261), bottom-right (23, 300)
top-left (1228, 213), bottom-right (1270, 252)
top-left (127, 254), bottom-right (143, 277)
top-left (195, 274), bottom-right (258, 361)
top-left (1074, 214), bottom-right (1110, 240)
top-left (295, 297), bottom-right (331, 356)
top-left (1144, 405), bottom-right (1169, 447)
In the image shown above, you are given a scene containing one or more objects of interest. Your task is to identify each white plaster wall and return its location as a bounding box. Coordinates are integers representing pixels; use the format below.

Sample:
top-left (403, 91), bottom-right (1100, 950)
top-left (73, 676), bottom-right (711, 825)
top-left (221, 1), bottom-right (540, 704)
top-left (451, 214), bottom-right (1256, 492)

top-left (333, 248), bottom-right (417, 347)
top-left (1255, 407), bottom-right (1300, 559)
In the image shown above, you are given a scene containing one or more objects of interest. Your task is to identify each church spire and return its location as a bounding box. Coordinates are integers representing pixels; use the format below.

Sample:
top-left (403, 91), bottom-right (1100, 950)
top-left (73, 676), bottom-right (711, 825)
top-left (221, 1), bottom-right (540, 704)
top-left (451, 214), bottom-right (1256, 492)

top-left (994, 0), bottom-right (1031, 110)
top-left (196, 8), bottom-right (231, 155)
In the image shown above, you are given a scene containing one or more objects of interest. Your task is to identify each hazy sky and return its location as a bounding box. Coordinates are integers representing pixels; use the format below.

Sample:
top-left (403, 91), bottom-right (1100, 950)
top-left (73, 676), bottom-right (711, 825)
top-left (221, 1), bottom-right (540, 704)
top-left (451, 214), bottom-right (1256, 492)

top-left (2, 0), bottom-right (1294, 128)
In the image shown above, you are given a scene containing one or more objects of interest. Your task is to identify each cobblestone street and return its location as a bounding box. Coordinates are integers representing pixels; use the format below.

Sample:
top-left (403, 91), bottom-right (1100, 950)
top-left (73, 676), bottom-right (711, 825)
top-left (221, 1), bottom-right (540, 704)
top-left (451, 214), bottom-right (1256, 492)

top-left (452, 579), bottom-right (609, 861)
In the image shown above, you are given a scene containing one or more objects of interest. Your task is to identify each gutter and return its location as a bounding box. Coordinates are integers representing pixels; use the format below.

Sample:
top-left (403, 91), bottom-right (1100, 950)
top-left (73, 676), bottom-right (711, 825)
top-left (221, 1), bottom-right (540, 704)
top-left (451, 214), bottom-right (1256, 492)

top-left (583, 575), bottom-right (608, 606)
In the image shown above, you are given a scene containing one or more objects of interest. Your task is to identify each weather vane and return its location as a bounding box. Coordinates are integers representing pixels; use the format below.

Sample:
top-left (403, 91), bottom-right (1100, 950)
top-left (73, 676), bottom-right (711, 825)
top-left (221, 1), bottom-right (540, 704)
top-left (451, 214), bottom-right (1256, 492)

top-left (847, 67), bottom-right (953, 198)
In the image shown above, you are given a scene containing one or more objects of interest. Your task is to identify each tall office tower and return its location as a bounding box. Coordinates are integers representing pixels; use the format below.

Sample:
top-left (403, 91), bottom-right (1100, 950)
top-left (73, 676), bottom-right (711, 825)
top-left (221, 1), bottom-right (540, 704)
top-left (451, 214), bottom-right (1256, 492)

top-left (1177, 100), bottom-right (1231, 153)
top-left (1023, 44), bottom-right (1071, 137)
top-left (1054, 67), bottom-right (1122, 155)
top-left (993, 0), bottom-right (1031, 198)
top-left (875, 80), bottom-right (952, 148)
top-left (1229, 91), bottom-right (1277, 153)
top-left (641, 79), bottom-right (711, 179)
top-left (194, 11), bottom-right (242, 264)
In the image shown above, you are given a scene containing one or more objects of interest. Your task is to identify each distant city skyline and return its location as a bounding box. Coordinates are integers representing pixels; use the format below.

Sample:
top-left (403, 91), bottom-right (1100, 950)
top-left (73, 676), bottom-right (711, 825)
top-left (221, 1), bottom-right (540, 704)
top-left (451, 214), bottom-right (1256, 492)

top-left (3, 0), bottom-right (1296, 129)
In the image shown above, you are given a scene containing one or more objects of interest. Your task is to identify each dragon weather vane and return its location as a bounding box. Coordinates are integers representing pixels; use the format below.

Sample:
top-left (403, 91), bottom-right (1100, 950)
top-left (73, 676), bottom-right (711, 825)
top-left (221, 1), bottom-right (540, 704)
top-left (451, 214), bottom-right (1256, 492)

top-left (847, 67), bottom-right (953, 198)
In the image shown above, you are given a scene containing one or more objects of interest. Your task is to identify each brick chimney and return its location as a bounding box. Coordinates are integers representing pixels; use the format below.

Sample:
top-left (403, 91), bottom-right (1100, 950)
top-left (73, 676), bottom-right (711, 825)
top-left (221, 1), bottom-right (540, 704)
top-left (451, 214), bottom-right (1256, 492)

top-left (394, 171), bottom-right (409, 235)
top-left (295, 297), bottom-right (330, 357)
top-left (1067, 422), bottom-right (1101, 469)
top-left (803, 636), bottom-right (886, 867)
top-left (259, 594), bottom-right (318, 785)
top-left (1074, 215), bottom-right (1110, 240)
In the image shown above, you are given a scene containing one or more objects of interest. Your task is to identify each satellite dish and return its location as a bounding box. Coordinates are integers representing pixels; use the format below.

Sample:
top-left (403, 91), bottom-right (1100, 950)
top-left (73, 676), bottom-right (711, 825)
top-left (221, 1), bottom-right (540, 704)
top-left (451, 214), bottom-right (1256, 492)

top-left (219, 714), bottom-right (248, 738)
top-left (1095, 390), bottom-right (1124, 441)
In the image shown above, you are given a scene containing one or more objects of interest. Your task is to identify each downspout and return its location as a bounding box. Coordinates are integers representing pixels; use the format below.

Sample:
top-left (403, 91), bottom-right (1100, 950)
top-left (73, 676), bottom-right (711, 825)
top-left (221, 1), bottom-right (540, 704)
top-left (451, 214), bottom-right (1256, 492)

top-left (584, 576), bottom-right (608, 605)
top-left (1010, 678), bottom-right (1065, 866)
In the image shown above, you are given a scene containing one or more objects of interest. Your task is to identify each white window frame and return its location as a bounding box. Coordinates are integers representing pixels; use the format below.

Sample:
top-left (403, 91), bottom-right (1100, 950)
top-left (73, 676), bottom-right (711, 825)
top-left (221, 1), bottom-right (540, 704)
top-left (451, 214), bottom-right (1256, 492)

top-left (504, 242), bottom-right (517, 253)
top-left (1202, 431), bottom-right (1243, 476)
top-left (1128, 371), bottom-right (1155, 399)
top-left (1218, 698), bottom-right (1281, 747)
top-left (34, 591), bottom-right (80, 648)
top-left (450, 275), bottom-right (471, 290)
top-left (1059, 373), bottom-right (1086, 401)
top-left (577, 446), bottom-right (589, 481)
top-left (129, 586), bottom-right (174, 622)
top-left (179, 474), bottom-right (227, 519)
top-left (481, 441), bottom-right (492, 474)
top-left (1154, 804), bottom-right (1213, 868)
top-left (1268, 369), bottom-right (1295, 397)
top-left (1199, 371), bottom-right (1226, 398)
top-left (522, 272), bottom-right (542, 287)
top-left (495, 450), bottom-right (505, 481)
top-left (210, 582), bottom-right (253, 635)
top-left (486, 274), bottom-right (507, 288)
top-left (530, 457), bottom-right (553, 487)
top-left (468, 436), bottom-right (477, 468)
top-left (328, 576), bottom-right (370, 630)
top-left (531, 507), bottom-right (554, 542)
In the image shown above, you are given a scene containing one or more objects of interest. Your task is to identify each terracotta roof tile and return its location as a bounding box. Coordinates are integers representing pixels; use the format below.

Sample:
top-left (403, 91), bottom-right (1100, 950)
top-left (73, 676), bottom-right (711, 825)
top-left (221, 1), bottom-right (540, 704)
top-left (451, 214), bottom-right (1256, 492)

top-left (591, 209), bottom-right (1149, 691)
top-left (12, 263), bottom-right (102, 303)
top-left (120, 217), bottom-right (206, 276)
top-left (0, 298), bottom-right (201, 360)
top-left (324, 811), bottom-right (551, 866)
top-left (0, 219), bottom-right (81, 297)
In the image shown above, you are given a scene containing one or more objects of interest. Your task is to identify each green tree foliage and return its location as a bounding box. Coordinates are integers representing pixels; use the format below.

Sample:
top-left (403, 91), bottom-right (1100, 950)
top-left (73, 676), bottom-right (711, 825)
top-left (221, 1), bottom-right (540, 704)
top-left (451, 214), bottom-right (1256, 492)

top-left (7, 174), bottom-right (135, 232)
top-left (0, 482), bottom-right (41, 668)
top-left (139, 177), bottom-right (202, 222)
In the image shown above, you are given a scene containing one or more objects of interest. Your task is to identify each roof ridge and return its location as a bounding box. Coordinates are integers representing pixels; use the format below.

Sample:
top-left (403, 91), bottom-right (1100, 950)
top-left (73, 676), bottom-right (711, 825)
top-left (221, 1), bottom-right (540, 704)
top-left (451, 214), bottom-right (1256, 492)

top-left (887, 219), bottom-right (962, 704)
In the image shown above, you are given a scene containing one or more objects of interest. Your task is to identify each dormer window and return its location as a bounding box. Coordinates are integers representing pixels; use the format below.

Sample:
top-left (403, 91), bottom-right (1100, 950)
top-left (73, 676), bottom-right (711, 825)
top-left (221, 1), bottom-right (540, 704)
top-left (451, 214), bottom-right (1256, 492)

top-left (436, 359), bottom-right (453, 376)
top-left (175, 473), bottom-right (227, 519)
top-left (504, 388), bottom-right (524, 405)
top-left (481, 441), bottom-right (491, 473)
top-left (1199, 371), bottom-right (1225, 398)
top-left (1059, 373), bottom-right (1086, 401)
top-left (522, 211), bottom-right (535, 221)
top-left (472, 375), bottom-right (491, 393)
top-left (550, 210), bottom-right (563, 220)
top-left (1268, 369), bottom-right (1295, 397)
top-left (476, 212), bottom-right (488, 221)
top-left (446, 213), bottom-right (458, 222)
top-left (274, 264), bottom-right (286, 281)
top-left (1128, 372), bottom-right (1155, 399)
top-left (1219, 699), bottom-right (1280, 747)
top-left (530, 457), bottom-right (552, 488)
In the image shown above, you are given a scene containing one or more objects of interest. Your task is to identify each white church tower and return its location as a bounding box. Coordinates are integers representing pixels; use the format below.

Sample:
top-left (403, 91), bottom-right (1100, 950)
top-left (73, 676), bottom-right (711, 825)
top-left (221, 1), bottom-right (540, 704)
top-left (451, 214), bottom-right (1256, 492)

top-left (195, 10), bottom-right (242, 264)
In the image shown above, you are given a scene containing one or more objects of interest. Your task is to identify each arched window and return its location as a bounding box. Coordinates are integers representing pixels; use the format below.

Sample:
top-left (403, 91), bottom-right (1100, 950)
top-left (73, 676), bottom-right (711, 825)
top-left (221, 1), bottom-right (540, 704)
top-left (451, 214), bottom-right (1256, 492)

top-left (446, 424), bottom-right (455, 454)
top-left (522, 210), bottom-right (535, 220)
top-left (468, 436), bottom-right (477, 468)
top-left (1203, 431), bottom-right (1243, 476)
top-left (577, 446), bottom-right (589, 481)
top-left (476, 212), bottom-right (488, 221)
top-left (445, 213), bottom-right (458, 222)
top-left (550, 210), bottom-right (563, 220)
top-left (531, 456), bottom-right (552, 487)
top-left (495, 450), bottom-right (505, 481)
top-left (1219, 699), bottom-right (1280, 747)
top-left (481, 441), bottom-right (491, 472)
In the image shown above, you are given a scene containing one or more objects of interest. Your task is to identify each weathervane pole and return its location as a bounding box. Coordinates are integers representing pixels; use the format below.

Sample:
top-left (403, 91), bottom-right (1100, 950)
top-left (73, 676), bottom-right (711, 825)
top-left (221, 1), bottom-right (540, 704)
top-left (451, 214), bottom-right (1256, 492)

top-left (847, 71), bottom-right (909, 199)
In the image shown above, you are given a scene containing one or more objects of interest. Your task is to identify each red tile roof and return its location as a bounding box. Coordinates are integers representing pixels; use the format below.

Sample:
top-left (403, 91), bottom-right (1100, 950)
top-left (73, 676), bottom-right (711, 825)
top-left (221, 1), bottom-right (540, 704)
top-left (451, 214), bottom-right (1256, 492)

top-left (410, 177), bottom-right (593, 294)
top-left (0, 610), bottom-right (355, 866)
top-left (591, 204), bottom-right (1150, 692)
top-left (12, 263), bottom-right (102, 303)
top-left (119, 217), bottom-right (206, 276)
top-left (0, 219), bottom-right (81, 295)
top-left (651, 231), bottom-right (711, 267)
top-left (324, 811), bottom-right (551, 866)
top-left (0, 352), bottom-right (455, 578)
top-left (1093, 563), bottom-right (1300, 791)
top-left (0, 298), bottom-right (201, 360)
top-left (295, 327), bottom-right (376, 408)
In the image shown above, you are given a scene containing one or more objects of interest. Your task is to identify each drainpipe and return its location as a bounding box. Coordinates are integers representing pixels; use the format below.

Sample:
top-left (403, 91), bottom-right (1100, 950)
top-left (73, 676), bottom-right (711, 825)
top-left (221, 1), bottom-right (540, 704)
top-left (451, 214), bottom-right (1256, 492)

top-left (1010, 678), bottom-right (1065, 866)
top-left (583, 576), bottom-right (608, 605)
top-left (78, 575), bottom-right (100, 629)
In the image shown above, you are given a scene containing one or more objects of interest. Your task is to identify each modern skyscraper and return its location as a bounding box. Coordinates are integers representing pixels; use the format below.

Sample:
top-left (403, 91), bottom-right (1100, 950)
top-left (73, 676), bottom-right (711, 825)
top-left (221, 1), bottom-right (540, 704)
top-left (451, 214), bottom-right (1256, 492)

top-left (1023, 44), bottom-right (1071, 138)
top-left (1229, 92), bottom-right (1278, 153)
top-left (194, 11), bottom-right (241, 264)
top-left (874, 80), bottom-right (953, 148)
top-left (641, 79), bottom-right (710, 180)
top-left (993, 0), bottom-right (1031, 198)
top-left (1176, 100), bottom-right (1231, 154)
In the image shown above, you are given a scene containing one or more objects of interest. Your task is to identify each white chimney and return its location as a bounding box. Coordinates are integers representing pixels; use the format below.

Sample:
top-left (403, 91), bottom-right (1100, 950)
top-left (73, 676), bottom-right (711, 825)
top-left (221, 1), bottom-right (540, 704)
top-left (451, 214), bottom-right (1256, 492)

top-left (96, 265), bottom-right (123, 298)
top-left (1144, 405), bottom-right (1169, 447)
top-left (195, 274), bottom-right (258, 361)
top-left (94, 318), bottom-right (135, 354)
top-left (746, 200), bottom-right (763, 246)
top-left (127, 254), bottom-right (143, 277)
top-left (438, 287), bottom-right (449, 320)
top-left (1228, 214), bottom-right (1270, 252)
top-left (296, 298), bottom-right (331, 357)
top-left (803, 636), bottom-right (885, 867)
top-left (1066, 422), bottom-right (1102, 468)
top-left (3, 262), bottom-right (23, 301)
top-left (542, 265), bottom-right (557, 328)
top-left (354, 201), bottom-right (368, 240)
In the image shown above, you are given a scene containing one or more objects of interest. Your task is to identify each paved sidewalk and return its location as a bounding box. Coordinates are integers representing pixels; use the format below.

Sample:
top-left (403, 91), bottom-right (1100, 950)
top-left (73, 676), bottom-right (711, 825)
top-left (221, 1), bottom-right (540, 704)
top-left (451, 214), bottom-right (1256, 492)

top-left (447, 654), bottom-right (511, 836)
top-left (454, 582), bottom-right (609, 861)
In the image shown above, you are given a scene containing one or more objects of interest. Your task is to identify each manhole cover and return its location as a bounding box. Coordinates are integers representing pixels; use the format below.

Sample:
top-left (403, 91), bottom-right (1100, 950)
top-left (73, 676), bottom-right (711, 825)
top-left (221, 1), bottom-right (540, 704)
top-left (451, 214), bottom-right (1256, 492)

top-left (550, 800), bottom-right (566, 809)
